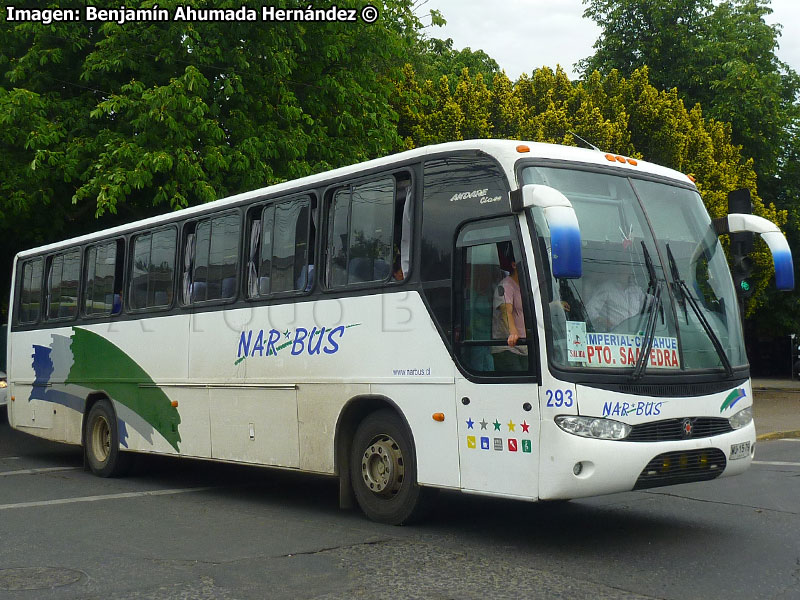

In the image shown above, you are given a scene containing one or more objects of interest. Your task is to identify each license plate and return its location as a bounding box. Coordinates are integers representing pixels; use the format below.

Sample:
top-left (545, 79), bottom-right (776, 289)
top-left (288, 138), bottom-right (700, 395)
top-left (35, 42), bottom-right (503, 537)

top-left (730, 441), bottom-right (750, 461)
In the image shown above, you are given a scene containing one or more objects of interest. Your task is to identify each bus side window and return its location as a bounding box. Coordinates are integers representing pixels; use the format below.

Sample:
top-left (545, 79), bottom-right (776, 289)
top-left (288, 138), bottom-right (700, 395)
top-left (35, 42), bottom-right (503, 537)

top-left (246, 196), bottom-right (313, 298)
top-left (348, 178), bottom-right (393, 283)
top-left (130, 228), bottom-right (177, 310)
top-left (325, 174), bottom-right (409, 288)
top-left (272, 198), bottom-right (311, 294)
top-left (84, 239), bottom-right (124, 317)
top-left (18, 258), bottom-right (44, 324)
top-left (46, 248), bottom-right (81, 321)
top-left (459, 243), bottom-right (503, 372)
top-left (186, 213), bottom-right (240, 304)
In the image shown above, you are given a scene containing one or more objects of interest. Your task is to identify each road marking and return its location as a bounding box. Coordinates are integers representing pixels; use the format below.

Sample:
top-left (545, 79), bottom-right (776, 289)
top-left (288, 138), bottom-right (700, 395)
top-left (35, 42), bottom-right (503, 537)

top-left (0, 467), bottom-right (80, 477)
top-left (0, 457), bottom-right (21, 460)
top-left (752, 460), bottom-right (800, 467)
top-left (0, 487), bottom-right (215, 511)
top-left (779, 438), bottom-right (800, 442)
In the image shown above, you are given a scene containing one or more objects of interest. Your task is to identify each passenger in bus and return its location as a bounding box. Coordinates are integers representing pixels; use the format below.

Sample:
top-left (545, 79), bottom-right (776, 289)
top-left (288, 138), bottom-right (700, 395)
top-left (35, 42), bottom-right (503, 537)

top-left (491, 256), bottom-right (528, 371)
top-left (585, 273), bottom-right (647, 331)
top-left (296, 264), bottom-right (314, 291)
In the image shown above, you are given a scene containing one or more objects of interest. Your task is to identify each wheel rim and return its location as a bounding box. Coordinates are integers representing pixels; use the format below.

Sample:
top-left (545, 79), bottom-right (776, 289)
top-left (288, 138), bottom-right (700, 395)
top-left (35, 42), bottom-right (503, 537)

top-left (90, 414), bottom-right (111, 465)
top-left (360, 434), bottom-right (405, 497)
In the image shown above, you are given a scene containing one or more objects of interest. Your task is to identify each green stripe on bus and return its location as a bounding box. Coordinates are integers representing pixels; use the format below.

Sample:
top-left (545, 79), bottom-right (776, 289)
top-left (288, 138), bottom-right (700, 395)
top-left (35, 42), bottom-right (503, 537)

top-left (66, 328), bottom-right (182, 452)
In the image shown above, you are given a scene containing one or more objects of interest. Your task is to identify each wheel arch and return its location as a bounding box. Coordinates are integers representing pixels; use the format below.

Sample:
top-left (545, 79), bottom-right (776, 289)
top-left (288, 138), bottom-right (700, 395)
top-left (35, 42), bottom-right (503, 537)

top-left (334, 394), bottom-right (416, 509)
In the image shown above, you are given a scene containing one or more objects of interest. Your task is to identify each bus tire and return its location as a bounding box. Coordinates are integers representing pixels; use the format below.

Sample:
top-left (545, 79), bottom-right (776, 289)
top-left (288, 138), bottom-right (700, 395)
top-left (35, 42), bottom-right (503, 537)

top-left (350, 409), bottom-right (434, 525)
top-left (85, 400), bottom-right (130, 478)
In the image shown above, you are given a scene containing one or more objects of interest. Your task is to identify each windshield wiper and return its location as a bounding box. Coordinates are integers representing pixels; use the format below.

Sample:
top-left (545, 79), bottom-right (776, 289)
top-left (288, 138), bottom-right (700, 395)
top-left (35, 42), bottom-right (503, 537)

top-left (641, 241), bottom-right (658, 299)
top-left (665, 243), bottom-right (733, 377)
top-left (631, 280), bottom-right (663, 380)
top-left (665, 244), bottom-right (688, 322)
top-left (629, 242), bottom-right (663, 380)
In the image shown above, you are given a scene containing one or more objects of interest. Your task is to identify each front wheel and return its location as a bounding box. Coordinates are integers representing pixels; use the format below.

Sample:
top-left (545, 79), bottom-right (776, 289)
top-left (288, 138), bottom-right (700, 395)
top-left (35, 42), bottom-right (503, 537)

top-left (350, 409), bottom-right (435, 525)
top-left (85, 400), bottom-right (130, 477)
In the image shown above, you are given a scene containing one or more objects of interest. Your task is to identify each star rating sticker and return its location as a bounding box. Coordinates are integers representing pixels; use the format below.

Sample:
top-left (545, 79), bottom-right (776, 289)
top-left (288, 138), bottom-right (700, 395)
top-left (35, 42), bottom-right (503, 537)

top-left (479, 419), bottom-right (488, 430)
top-left (508, 420), bottom-right (516, 432)
top-left (521, 420), bottom-right (530, 433)
top-left (466, 418), bottom-right (474, 429)
top-left (493, 420), bottom-right (501, 431)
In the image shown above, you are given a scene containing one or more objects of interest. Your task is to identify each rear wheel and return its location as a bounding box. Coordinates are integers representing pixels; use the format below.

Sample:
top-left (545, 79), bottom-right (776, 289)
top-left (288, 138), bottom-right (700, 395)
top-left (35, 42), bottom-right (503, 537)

top-left (85, 400), bottom-right (130, 477)
top-left (350, 409), bottom-right (435, 525)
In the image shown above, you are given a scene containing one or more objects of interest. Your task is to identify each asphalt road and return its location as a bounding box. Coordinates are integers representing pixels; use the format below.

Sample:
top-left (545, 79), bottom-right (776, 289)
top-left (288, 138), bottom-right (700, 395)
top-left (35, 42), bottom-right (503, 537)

top-left (0, 411), bottom-right (798, 600)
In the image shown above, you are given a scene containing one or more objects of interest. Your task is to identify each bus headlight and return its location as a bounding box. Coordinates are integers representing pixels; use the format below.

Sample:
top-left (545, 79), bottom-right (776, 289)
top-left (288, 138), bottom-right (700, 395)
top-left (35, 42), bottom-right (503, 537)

top-left (728, 406), bottom-right (753, 430)
top-left (555, 415), bottom-right (631, 440)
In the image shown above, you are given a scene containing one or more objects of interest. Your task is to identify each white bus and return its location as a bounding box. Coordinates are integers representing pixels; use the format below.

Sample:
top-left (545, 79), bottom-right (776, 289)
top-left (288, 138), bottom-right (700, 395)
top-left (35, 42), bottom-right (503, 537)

top-left (6, 140), bottom-right (794, 524)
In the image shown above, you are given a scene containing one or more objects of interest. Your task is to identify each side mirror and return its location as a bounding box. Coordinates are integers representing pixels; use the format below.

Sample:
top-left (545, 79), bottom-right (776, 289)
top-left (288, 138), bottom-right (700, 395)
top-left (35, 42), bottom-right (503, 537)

top-left (514, 184), bottom-right (582, 279)
top-left (714, 213), bottom-right (794, 291)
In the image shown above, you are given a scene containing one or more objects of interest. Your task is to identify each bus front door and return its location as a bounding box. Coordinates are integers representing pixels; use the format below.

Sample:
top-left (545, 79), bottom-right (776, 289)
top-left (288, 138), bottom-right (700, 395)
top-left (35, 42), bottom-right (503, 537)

top-left (455, 378), bottom-right (540, 499)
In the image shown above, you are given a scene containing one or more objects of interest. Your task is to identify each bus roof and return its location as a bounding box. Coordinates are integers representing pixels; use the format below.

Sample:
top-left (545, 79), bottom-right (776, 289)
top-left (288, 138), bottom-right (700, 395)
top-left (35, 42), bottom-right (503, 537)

top-left (15, 139), bottom-right (694, 259)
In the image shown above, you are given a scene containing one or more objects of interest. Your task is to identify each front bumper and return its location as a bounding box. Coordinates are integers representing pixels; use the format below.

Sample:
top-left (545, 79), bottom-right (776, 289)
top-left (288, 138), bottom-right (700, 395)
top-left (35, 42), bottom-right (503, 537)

top-left (538, 419), bottom-right (755, 500)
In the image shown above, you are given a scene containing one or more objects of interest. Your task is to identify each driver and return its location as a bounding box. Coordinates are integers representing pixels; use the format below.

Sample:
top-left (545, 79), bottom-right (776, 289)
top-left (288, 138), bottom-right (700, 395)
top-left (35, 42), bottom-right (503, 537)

top-left (585, 273), bottom-right (647, 331)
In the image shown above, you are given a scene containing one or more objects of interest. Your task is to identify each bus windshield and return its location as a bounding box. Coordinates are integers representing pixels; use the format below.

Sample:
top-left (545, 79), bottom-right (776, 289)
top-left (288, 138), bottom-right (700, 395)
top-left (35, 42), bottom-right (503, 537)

top-left (523, 166), bottom-right (746, 375)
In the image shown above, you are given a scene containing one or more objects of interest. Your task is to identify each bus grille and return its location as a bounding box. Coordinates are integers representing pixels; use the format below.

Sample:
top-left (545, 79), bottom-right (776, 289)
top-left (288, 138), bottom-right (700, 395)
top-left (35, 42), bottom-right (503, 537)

top-left (626, 417), bottom-right (733, 442)
top-left (633, 449), bottom-right (726, 490)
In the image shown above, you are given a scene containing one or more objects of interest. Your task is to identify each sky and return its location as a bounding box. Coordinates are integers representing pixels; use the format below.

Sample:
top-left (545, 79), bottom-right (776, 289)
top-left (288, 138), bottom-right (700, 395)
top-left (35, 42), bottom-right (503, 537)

top-left (420, 0), bottom-right (800, 79)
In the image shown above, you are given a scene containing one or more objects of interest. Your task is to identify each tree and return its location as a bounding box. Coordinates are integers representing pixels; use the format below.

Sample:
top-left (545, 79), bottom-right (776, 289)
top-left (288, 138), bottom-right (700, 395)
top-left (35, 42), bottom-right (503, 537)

top-left (578, 0), bottom-right (713, 102)
top-left (453, 69), bottom-right (492, 139)
top-left (416, 37), bottom-right (500, 88)
top-left (579, 0), bottom-right (800, 180)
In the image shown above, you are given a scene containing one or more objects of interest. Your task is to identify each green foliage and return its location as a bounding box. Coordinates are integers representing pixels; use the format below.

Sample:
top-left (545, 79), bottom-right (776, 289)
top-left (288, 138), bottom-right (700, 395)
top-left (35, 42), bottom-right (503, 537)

top-left (415, 37), bottom-right (500, 89)
top-left (579, 0), bottom-right (800, 180)
top-left (0, 0), bottom-right (428, 245)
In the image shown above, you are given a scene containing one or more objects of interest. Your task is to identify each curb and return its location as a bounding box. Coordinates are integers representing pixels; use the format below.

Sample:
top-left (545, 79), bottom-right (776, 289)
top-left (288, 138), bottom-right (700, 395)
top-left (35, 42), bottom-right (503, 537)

top-left (753, 386), bottom-right (800, 393)
top-left (756, 430), bottom-right (800, 441)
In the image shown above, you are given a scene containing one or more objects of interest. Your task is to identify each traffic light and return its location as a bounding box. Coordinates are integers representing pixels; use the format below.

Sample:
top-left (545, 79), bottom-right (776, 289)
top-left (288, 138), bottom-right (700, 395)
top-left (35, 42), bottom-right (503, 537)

top-left (728, 189), bottom-right (755, 299)
top-left (732, 252), bottom-right (754, 298)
